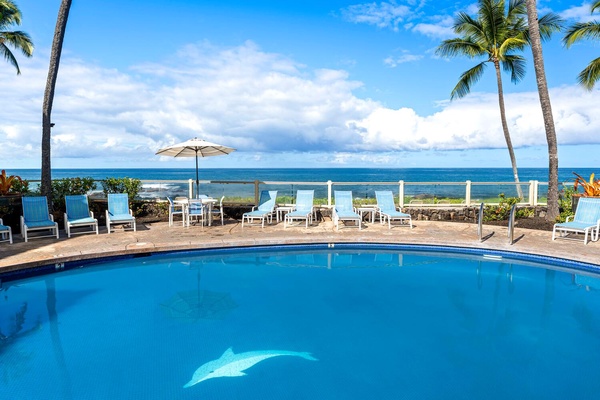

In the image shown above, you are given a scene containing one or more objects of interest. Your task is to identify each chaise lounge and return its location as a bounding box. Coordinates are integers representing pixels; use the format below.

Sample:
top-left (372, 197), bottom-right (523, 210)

top-left (0, 218), bottom-right (13, 244)
top-left (242, 190), bottom-right (278, 228)
top-left (552, 197), bottom-right (600, 245)
top-left (106, 193), bottom-right (136, 234)
top-left (375, 191), bottom-right (412, 229)
top-left (284, 190), bottom-right (314, 228)
top-left (20, 196), bottom-right (59, 242)
top-left (64, 195), bottom-right (99, 237)
top-left (333, 191), bottom-right (361, 230)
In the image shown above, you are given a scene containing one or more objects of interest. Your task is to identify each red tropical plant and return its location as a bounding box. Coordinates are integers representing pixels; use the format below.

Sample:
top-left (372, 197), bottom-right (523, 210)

top-left (0, 170), bottom-right (22, 195)
top-left (573, 172), bottom-right (600, 197)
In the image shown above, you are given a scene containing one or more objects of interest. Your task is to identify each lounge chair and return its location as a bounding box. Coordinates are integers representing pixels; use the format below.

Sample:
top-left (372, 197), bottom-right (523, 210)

top-left (167, 196), bottom-right (185, 226)
top-left (186, 199), bottom-right (205, 227)
top-left (64, 195), bottom-right (99, 238)
top-left (20, 196), bottom-right (59, 242)
top-left (242, 190), bottom-right (278, 228)
top-left (106, 193), bottom-right (136, 234)
top-left (0, 218), bottom-right (13, 244)
top-left (375, 191), bottom-right (412, 229)
top-left (284, 190), bottom-right (314, 228)
top-left (210, 196), bottom-right (225, 226)
top-left (552, 197), bottom-right (600, 245)
top-left (333, 191), bottom-right (361, 230)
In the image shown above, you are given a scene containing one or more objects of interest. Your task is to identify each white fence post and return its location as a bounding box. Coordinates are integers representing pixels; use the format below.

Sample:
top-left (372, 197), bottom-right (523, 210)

top-left (188, 179), bottom-right (193, 198)
top-left (465, 180), bottom-right (472, 206)
top-left (327, 180), bottom-right (332, 207)
top-left (530, 180), bottom-right (539, 206)
top-left (399, 180), bottom-right (405, 208)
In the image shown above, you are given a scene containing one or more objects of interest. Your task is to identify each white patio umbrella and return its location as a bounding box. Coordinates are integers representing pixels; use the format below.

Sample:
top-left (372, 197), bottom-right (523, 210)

top-left (155, 137), bottom-right (236, 197)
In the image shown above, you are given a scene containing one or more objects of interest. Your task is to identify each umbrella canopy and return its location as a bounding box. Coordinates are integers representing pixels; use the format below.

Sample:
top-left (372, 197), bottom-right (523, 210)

top-left (155, 137), bottom-right (236, 197)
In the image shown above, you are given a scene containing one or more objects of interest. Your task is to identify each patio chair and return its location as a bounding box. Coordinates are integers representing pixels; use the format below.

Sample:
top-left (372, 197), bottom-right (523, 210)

top-left (333, 191), bottom-right (361, 230)
top-left (552, 197), bottom-right (600, 245)
top-left (167, 196), bottom-right (185, 226)
top-left (106, 193), bottom-right (136, 234)
top-left (0, 218), bottom-right (13, 244)
top-left (241, 190), bottom-right (278, 228)
top-left (210, 196), bottom-right (225, 226)
top-left (20, 196), bottom-right (59, 242)
top-left (186, 199), bottom-right (205, 227)
top-left (375, 191), bottom-right (412, 229)
top-left (64, 195), bottom-right (99, 237)
top-left (284, 190), bottom-right (314, 228)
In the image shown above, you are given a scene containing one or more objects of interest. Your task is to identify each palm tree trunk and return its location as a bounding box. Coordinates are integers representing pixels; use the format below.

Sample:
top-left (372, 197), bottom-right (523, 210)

top-left (526, 0), bottom-right (560, 221)
top-left (41, 0), bottom-right (72, 203)
top-left (494, 60), bottom-right (524, 199)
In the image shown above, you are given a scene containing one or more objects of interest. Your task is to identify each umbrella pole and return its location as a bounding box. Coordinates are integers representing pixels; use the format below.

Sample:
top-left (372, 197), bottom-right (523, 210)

top-left (195, 150), bottom-right (199, 198)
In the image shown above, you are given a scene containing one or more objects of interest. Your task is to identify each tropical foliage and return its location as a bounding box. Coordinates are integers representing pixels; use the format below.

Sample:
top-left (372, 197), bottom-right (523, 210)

top-left (573, 172), bottom-right (600, 197)
top-left (563, 0), bottom-right (600, 90)
top-left (51, 177), bottom-right (97, 211)
top-left (483, 193), bottom-right (533, 221)
top-left (557, 185), bottom-right (575, 223)
top-left (436, 0), bottom-right (562, 200)
top-left (101, 177), bottom-right (143, 201)
top-left (0, 169), bottom-right (22, 195)
top-left (0, 0), bottom-right (33, 74)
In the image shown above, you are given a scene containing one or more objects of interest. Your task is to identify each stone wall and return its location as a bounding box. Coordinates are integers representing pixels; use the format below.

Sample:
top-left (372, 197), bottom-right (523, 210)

top-left (401, 206), bottom-right (548, 222)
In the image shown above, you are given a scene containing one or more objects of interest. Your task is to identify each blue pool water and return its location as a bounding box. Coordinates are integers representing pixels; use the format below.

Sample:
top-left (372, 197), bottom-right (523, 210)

top-left (2, 246), bottom-right (600, 399)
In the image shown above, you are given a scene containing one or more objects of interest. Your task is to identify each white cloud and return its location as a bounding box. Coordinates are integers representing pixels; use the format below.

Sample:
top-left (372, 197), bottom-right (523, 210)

top-left (561, 2), bottom-right (599, 22)
top-left (384, 51), bottom-right (423, 67)
top-left (340, 1), bottom-right (413, 31)
top-left (1, 42), bottom-right (599, 168)
top-left (347, 86), bottom-right (600, 151)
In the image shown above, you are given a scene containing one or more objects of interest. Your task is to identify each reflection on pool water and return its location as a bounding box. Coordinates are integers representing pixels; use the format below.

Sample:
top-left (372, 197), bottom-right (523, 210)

top-left (1, 245), bottom-right (600, 399)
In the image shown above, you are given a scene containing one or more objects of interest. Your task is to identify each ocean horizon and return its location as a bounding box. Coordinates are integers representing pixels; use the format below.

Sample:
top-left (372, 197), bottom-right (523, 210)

top-left (8, 167), bottom-right (596, 183)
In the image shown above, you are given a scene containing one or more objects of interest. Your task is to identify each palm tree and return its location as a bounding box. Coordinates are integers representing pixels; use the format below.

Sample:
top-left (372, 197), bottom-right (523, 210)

top-left (563, 0), bottom-right (600, 90)
top-left (0, 0), bottom-right (33, 74)
top-left (436, 0), bottom-right (562, 200)
top-left (526, 0), bottom-right (560, 221)
top-left (41, 0), bottom-right (72, 201)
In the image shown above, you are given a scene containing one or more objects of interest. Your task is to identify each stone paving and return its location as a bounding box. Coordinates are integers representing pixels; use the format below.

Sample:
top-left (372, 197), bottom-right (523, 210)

top-left (1, 216), bottom-right (599, 273)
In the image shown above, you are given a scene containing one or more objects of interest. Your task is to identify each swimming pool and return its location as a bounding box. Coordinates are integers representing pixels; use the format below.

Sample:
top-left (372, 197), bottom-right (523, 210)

top-left (2, 244), bottom-right (600, 399)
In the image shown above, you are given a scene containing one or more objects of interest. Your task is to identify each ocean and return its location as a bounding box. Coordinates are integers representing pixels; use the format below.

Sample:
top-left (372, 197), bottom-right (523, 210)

top-left (8, 167), bottom-right (594, 183)
top-left (6, 168), bottom-right (595, 201)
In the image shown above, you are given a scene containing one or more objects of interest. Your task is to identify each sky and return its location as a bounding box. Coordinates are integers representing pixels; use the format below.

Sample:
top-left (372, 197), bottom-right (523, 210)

top-left (1, 0), bottom-right (600, 170)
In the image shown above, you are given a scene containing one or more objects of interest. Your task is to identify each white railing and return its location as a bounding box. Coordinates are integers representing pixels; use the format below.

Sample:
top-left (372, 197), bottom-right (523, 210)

top-left (26, 178), bottom-right (558, 206)
top-left (139, 179), bottom-right (550, 206)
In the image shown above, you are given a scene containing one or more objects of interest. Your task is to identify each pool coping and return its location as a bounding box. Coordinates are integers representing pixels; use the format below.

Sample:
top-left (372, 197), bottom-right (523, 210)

top-left (2, 219), bottom-right (600, 279)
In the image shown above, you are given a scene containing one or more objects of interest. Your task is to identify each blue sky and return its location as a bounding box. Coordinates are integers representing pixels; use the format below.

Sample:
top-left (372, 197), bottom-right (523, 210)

top-left (2, 0), bottom-right (599, 169)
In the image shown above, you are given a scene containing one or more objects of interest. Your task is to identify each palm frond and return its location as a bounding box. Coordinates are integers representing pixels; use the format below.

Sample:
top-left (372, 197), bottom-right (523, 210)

top-left (436, 38), bottom-right (485, 58)
top-left (592, 1), bottom-right (600, 13)
top-left (563, 22), bottom-right (600, 47)
top-left (498, 36), bottom-right (527, 55)
top-left (506, 0), bottom-right (527, 25)
top-left (536, 13), bottom-right (565, 40)
top-left (451, 62), bottom-right (487, 100)
top-left (501, 54), bottom-right (526, 83)
top-left (0, 1), bottom-right (22, 27)
top-left (0, 43), bottom-right (21, 74)
top-left (0, 31), bottom-right (33, 56)
top-left (577, 56), bottom-right (600, 90)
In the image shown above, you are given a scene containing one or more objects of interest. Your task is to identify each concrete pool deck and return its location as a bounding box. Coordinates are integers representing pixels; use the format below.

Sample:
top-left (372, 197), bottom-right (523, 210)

top-left (1, 217), bottom-right (599, 273)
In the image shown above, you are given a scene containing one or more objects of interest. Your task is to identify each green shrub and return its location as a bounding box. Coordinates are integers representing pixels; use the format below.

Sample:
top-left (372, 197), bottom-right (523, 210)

top-left (51, 177), bottom-right (97, 211)
top-left (9, 178), bottom-right (30, 194)
top-left (101, 177), bottom-right (143, 201)
top-left (557, 185), bottom-right (575, 223)
top-left (483, 193), bottom-right (527, 221)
